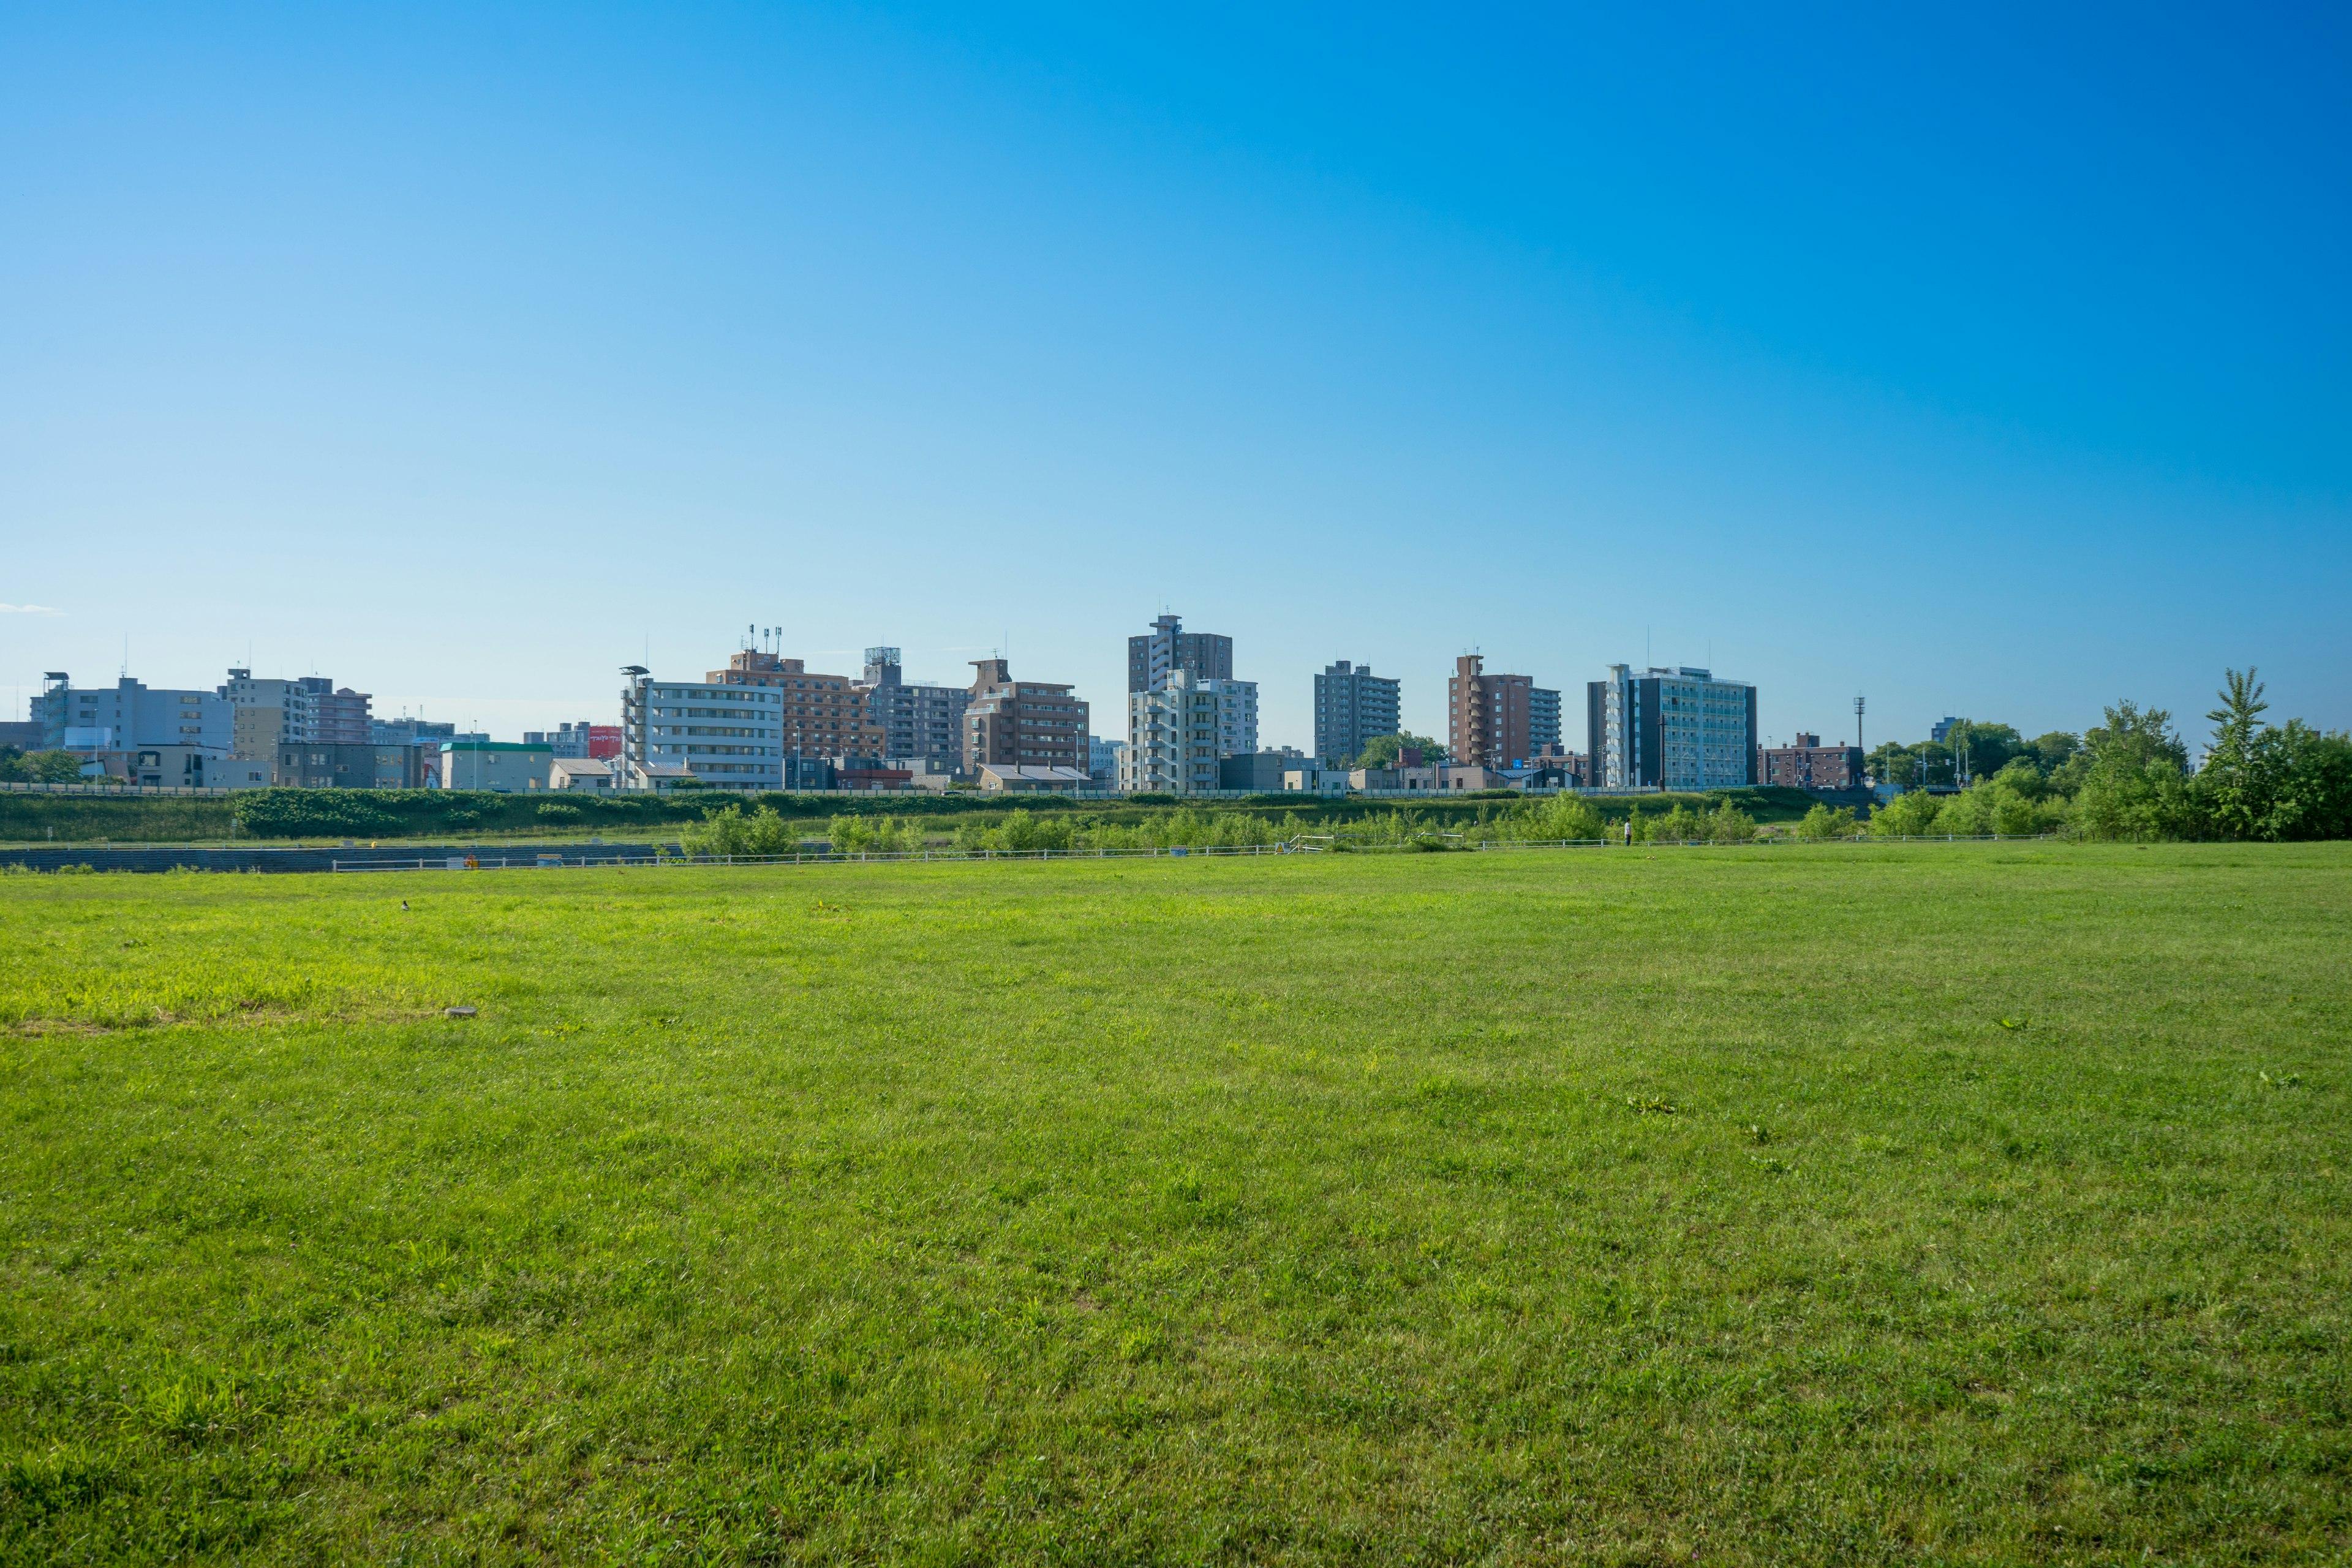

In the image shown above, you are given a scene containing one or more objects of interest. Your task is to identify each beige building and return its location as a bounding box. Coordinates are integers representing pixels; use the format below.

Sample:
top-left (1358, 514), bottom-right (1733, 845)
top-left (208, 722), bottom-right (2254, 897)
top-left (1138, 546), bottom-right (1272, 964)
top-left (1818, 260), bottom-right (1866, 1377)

top-left (549, 757), bottom-right (614, 790)
top-left (221, 670), bottom-right (372, 757)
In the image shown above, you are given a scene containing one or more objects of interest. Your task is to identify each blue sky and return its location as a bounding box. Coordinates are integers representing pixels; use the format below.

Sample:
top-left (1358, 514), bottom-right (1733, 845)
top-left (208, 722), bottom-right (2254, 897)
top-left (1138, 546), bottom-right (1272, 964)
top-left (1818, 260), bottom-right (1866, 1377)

top-left (2, 2), bottom-right (2345, 752)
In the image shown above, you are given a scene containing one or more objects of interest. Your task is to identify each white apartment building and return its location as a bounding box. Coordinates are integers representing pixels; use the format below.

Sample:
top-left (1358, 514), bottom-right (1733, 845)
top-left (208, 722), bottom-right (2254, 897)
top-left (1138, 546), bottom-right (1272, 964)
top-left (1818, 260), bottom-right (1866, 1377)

top-left (1121, 671), bottom-right (1258, 793)
top-left (1588, 664), bottom-right (1758, 791)
top-left (619, 669), bottom-right (786, 790)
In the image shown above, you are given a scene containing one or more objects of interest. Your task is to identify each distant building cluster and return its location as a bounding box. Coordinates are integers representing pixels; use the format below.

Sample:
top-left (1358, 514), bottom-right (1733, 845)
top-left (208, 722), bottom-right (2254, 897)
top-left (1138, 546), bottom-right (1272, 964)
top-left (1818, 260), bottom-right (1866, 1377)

top-left (18, 623), bottom-right (1871, 800)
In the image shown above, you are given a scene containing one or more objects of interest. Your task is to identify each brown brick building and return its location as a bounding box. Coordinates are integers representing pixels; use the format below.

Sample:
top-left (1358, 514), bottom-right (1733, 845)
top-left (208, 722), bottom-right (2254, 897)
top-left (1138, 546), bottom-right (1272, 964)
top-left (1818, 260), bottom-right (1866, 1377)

top-left (1449, 655), bottom-right (1535, 769)
top-left (707, 650), bottom-right (885, 758)
top-left (965, 658), bottom-right (1088, 775)
top-left (1760, 733), bottom-right (1866, 791)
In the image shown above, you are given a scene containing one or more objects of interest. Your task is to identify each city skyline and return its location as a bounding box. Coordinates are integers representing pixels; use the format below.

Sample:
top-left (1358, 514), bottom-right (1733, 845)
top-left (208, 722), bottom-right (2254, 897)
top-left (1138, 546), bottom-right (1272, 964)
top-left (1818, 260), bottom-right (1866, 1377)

top-left (4, 6), bottom-right (2346, 751)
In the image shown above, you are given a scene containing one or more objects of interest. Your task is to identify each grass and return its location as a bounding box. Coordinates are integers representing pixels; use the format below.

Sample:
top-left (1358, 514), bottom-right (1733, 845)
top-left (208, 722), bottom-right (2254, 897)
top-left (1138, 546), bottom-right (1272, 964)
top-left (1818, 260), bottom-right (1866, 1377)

top-left (1, 843), bottom-right (2346, 1564)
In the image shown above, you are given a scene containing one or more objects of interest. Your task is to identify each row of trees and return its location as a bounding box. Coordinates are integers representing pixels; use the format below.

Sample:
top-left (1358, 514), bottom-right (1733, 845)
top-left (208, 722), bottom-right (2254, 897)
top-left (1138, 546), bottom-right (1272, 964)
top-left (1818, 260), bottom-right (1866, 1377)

top-left (1872, 671), bottom-right (2352, 842)
top-left (0, 747), bottom-right (89, 783)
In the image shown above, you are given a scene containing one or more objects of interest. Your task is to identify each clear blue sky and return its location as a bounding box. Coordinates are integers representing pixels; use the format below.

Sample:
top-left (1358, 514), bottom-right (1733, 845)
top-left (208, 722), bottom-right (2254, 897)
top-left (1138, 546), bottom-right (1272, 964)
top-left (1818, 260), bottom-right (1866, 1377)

top-left (3, 2), bottom-right (2346, 752)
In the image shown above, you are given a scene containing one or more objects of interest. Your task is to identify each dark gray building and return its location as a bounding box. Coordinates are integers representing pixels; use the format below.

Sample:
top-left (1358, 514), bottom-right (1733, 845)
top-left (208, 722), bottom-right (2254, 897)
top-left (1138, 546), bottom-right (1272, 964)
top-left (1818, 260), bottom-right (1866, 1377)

top-left (1314, 660), bottom-right (1401, 764)
top-left (1129, 613), bottom-right (1232, 692)
top-left (1219, 750), bottom-right (1313, 791)
top-left (276, 742), bottom-right (433, 790)
top-left (857, 647), bottom-right (969, 769)
top-left (1587, 665), bottom-right (1758, 791)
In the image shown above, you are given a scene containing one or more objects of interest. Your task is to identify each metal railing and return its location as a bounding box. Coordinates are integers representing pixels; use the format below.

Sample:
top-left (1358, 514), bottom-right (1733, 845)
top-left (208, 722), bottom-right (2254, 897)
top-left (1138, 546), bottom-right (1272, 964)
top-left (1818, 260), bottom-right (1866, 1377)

top-left (0, 778), bottom-right (241, 796)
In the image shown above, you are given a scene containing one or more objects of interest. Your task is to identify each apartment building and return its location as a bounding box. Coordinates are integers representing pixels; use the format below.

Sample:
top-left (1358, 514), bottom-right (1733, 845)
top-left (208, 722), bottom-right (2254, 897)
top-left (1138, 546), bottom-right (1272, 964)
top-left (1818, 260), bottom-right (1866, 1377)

top-left (1529, 685), bottom-right (1562, 754)
top-left (705, 650), bottom-right (886, 758)
top-left (965, 659), bottom-right (1090, 775)
top-left (1123, 669), bottom-right (1259, 793)
top-left (1761, 733), bottom-right (1866, 791)
top-left (619, 666), bottom-right (787, 790)
top-left (219, 671), bottom-right (371, 756)
top-left (276, 743), bottom-right (433, 790)
top-left (1587, 665), bottom-right (1758, 791)
top-left (1447, 655), bottom-right (1550, 770)
top-left (1128, 613), bottom-right (1232, 692)
top-left (1314, 660), bottom-right (1400, 764)
top-left (856, 647), bottom-right (968, 768)
top-left (40, 673), bottom-right (232, 755)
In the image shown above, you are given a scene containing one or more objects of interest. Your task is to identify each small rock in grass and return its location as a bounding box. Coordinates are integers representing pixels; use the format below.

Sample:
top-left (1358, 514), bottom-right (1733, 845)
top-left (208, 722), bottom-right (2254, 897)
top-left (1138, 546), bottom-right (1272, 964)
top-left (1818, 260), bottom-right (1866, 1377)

top-left (445, 1006), bottom-right (478, 1019)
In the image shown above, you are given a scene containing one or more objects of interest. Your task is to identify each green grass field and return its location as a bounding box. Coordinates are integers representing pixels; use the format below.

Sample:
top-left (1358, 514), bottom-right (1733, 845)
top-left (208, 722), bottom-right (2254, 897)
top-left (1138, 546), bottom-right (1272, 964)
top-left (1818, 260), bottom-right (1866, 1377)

top-left (3, 845), bottom-right (2346, 1564)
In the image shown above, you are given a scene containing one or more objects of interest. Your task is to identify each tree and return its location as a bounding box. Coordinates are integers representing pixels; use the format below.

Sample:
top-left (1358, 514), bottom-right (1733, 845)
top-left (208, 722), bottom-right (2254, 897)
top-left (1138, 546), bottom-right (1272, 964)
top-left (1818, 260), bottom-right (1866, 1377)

top-left (2069, 701), bottom-right (2192, 840)
top-left (2024, 732), bottom-right (2081, 772)
top-left (2260, 722), bottom-right (2352, 842)
top-left (1943, 720), bottom-right (2025, 784)
top-left (2194, 667), bottom-right (2274, 841)
top-left (1795, 803), bottom-right (1857, 839)
top-left (1351, 732), bottom-right (1449, 768)
top-left (1870, 788), bottom-right (1943, 836)
top-left (6, 748), bottom-right (86, 783)
top-left (1866, 742), bottom-right (1918, 789)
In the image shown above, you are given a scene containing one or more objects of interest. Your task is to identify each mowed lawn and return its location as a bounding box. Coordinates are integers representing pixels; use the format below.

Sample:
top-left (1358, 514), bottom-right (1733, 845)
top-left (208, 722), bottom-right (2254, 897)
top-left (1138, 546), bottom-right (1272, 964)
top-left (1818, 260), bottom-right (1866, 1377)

top-left (1, 846), bottom-right (2347, 1565)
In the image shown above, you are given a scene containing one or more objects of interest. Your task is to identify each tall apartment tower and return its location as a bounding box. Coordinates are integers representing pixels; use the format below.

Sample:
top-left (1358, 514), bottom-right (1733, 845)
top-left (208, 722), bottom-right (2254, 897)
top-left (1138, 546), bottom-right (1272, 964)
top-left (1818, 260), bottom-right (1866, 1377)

top-left (965, 658), bottom-right (1089, 774)
top-left (1447, 655), bottom-right (1557, 769)
top-left (856, 646), bottom-right (969, 768)
top-left (1313, 661), bottom-right (1400, 764)
top-left (1122, 670), bottom-right (1258, 793)
top-left (1587, 665), bottom-right (1758, 791)
top-left (1128, 613), bottom-right (1232, 692)
top-left (706, 649), bottom-right (887, 758)
top-left (219, 671), bottom-right (372, 756)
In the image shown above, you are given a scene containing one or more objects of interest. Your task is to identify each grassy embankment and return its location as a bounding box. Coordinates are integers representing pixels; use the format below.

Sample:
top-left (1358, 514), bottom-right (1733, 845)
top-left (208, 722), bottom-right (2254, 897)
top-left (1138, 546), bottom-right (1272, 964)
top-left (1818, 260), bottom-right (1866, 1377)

top-left (3, 843), bottom-right (2346, 1562)
top-left (0, 785), bottom-right (1826, 847)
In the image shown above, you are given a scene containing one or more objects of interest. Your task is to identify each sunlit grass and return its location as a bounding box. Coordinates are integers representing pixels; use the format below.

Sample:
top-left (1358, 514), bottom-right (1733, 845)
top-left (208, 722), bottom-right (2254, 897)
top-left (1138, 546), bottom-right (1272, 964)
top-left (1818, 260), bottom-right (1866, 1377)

top-left (2, 843), bottom-right (2347, 1562)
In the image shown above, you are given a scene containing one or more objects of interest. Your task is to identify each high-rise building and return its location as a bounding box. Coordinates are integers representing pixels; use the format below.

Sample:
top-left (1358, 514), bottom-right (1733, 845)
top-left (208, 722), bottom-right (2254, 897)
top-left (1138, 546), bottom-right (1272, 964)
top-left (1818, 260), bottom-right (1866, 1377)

top-left (705, 650), bottom-right (887, 758)
top-left (1123, 669), bottom-right (1259, 793)
top-left (41, 673), bottom-right (232, 755)
top-left (1529, 685), bottom-right (1562, 753)
top-left (856, 647), bottom-right (970, 769)
top-left (220, 671), bottom-right (371, 756)
top-left (1313, 660), bottom-right (1400, 764)
top-left (619, 667), bottom-right (788, 791)
top-left (1447, 655), bottom-right (1553, 770)
top-left (964, 659), bottom-right (1089, 775)
top-left (1587, 665), bottom-right (1758, 791)
top-left (1128, 613), bottom-right (1232, 692)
